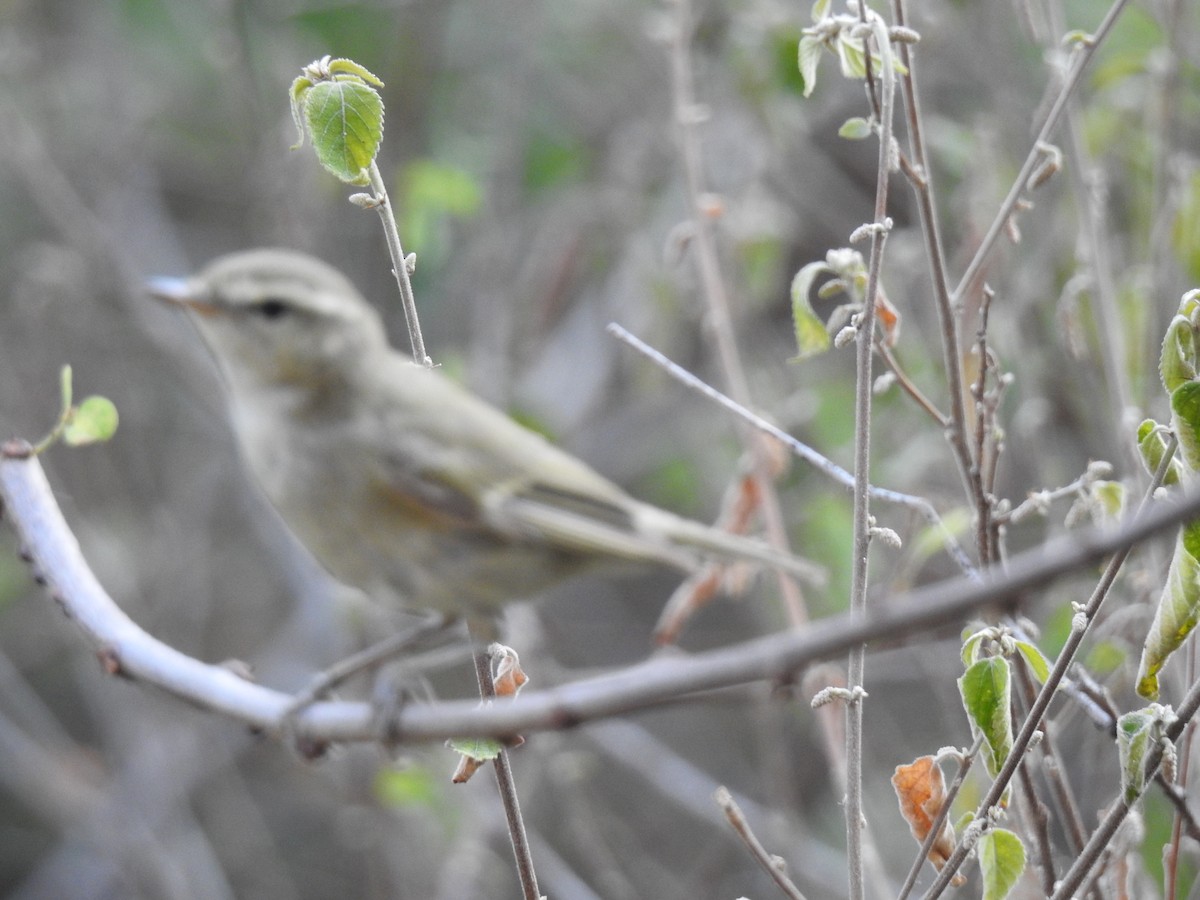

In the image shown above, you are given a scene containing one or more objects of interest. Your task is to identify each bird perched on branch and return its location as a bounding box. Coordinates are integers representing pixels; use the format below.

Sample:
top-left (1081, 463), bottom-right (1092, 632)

top-left (149, 249), bottom-right (821, 624)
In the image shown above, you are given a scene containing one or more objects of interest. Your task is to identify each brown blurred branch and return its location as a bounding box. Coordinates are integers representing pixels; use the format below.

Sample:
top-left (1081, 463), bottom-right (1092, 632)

top-left (4, 439), bottom-right (1199, 747)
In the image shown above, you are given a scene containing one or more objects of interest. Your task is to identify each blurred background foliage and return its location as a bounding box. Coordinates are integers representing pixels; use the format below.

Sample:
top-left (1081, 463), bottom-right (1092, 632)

top-left (0, 0), bottom-right (1197, 897)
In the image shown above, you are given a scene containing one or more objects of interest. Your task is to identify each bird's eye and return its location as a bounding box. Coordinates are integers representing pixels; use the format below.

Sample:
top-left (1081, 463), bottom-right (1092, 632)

top-left (258, 298), bottom-right (290, 320)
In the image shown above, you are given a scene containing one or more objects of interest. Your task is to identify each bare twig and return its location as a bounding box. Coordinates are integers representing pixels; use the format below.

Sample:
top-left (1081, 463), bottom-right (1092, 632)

top-left (843, 11), bottom-right (898, 894)
top-left (366, 161), bottom-right (432, 367)
top-left (606, 323), bottom-right (978, 579)
top-left (469, 637), bottom-right (540, 900)
top-left (949, 0), bottom-right (1132, 307)
top-left (715, 786), bottom-right (808, 900)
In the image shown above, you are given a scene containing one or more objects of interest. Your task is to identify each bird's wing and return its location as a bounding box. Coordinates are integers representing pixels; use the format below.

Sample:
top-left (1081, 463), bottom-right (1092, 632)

top-left (369, 356), bottom-right (823, 582)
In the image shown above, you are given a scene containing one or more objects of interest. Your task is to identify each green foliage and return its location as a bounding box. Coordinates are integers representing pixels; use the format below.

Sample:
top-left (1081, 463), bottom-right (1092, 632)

top-left (1136, 290), bottom-right (1200, 699)
top-left (1116, 705), bottom-right (1173, 805)
top-left (290, 57), bottom-right (385, 185)
top-left (33, 365), bottom-right (119, 455)
top-left (447, 735), bottom-right (504, 762)
top-left (838, 116), bottom-right (872, 140)
top-left (1136, 529), bottom-right (1200, 700)
top-left (958, 656), bottom-right (1013, 778)
top-left (979, 829), bottom-right (1026, 900)
top-left (789, 261), bottom-right (833, 359)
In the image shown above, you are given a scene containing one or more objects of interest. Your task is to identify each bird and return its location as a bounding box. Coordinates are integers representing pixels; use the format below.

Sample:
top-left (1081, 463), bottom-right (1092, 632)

top-left (148, 249), bottom-right (821, 626)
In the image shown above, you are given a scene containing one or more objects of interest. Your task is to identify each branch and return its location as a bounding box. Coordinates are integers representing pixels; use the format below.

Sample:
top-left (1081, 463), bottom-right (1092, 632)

top-left (4, 440), bottom-right (1198, 746)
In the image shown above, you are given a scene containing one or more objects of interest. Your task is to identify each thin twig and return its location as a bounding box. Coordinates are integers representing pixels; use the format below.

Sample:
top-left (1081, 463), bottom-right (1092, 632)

top-left (606, 323), bottom-right (977, 580)
top-left (366, 161), bottom-right (432, 366)
top-left (845, 11), bottom-right (898, 898)
top-left (949, 0), bottom-right (1132, 307)
top-left (715, 786), bottom-right (808, 900)
top-left (876, 341), bottom-right (949, 428)
top-left (469, 636), bottom-right (540, 900)
top-left (889, 0), bottom-right (979, 527)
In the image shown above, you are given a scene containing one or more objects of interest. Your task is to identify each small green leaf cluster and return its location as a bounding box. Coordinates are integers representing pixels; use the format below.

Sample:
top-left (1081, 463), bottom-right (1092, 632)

top-left (958, 626), bottom-right (1050, 779)
top-left (290, 56), bottom-right (385, 185)
top-left (789, 247), bottom-right (869, 360)
top-left (1116, 704), bottom-right (1176, 805)
top-left (32, 365), bottom-right (119, 455)
top-left (946, 626), bottom-right (1044, 896)
top-left (797, 0), bottom-right (908, 99)
top-left (1134, 289), bottom-right (1200, 700)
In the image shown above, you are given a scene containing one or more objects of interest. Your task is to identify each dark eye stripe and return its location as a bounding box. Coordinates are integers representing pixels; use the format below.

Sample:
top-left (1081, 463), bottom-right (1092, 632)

top-left (258, 298), bottom-right (289, 319)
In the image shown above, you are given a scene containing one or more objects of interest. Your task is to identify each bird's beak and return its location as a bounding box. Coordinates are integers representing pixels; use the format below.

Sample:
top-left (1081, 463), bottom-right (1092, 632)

top-left (146, 276), bottom-right (222, 317)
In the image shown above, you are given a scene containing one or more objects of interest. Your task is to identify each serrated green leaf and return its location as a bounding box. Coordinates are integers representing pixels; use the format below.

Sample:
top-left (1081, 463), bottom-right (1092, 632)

top-left (959, 657), bottom-right (1013, 777)
top-left (1137, 419), bottom-right (1182, 486)
top-left (447, 735), bottom-right (503, 761)
top-left (979, 829), bottom-right (1026, 900)
top-left (288, 76), bottom-right (314, 149)
top-left (301, 79), bottom-right (384, 185)
top-left (326, 58), bottom-right (384, 86)
top-left (790, 262), bottom-right (832, 360)
top-left (1117, 708), bottom-right (1157, 804)
top-left (63, 396), bottom-right (119, 446)
top-left (1160, 294), bottom-right (1200, 393)
top-left (798, 35), bottom-right (823, 98)
top-left (1135, 532), bottom-right (1200, 699)
top-left (838, 116), bottom-right (872, 140)
top-left (960, 629), bottom-right (987, 667)
top-left (1171, 381), bottom-right (1200, 471)
top-left (1014, 640), bottom-right (1051, 685)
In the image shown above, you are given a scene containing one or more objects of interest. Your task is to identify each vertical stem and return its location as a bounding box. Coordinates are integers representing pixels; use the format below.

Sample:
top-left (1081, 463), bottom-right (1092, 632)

top-left (468, 634), bottom-right (540, 900)
top-left (845, 11), bottom-right (897, 899)
top-left (367, 162), bottom-right (432, 367)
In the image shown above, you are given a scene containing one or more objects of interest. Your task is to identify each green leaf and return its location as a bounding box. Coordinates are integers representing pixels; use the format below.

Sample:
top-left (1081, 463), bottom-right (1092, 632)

top-left (447, 735), bottom-right (503, 762)
top-left (810, 0), bottom-right (831, 21)
top-left (1117, 707), bottom-right (1159, 804)
top-left (798, 35), bottom-right (823, 98)
top-left (326, 57), bottom-right (383, 86)
top-left (836, 31), bottom-right (868, 79)
top-left (959, 657), bottom-right (1013, 777)
top-left (838, 116), bottom-right (872, 140)
top-left (979, 829), bottom-right (1026, 900)
top-left (63, 396), bottom-right (119, 446)
top-left (1135, 531), bottom-right (1200, 699)
top-left (1160, 292), bottom-right (1200, 393)
top-left (960, 628), bottom-right (987, 667)
top-left (1137, 419), bottom-right (1182, 486)
top-left (1014, 640), bottom-right (1051, 685)
top-left (300, 79), bottom-right (384, 185)
top-left (789, 262), bottom-right (832, 359)
top-left (1171, 381), bottom-right (1200, 471)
